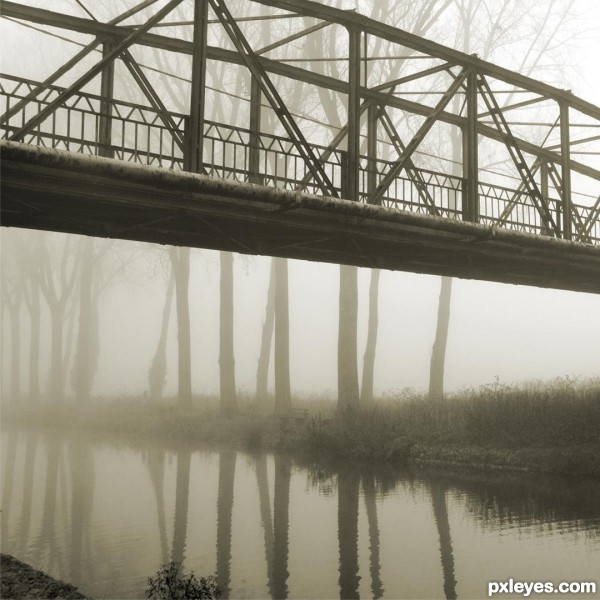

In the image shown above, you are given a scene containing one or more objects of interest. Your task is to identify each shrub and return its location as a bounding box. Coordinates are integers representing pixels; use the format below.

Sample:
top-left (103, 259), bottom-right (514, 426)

top-left (146, 562), bottom-right (221, 600)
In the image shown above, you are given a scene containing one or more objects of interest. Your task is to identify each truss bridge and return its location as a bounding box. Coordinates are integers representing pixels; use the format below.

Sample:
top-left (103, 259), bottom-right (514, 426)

top-left (1, 0), bottom-right (600, 292)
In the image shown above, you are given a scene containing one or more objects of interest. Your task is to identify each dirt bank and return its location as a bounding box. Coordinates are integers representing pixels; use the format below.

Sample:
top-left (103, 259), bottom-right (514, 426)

top-left (0, 554), bottom-right (88, 600)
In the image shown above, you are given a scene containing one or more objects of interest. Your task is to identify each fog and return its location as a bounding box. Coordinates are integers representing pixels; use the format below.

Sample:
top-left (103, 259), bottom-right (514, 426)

top-left (1, 0), bottom-right (599, 404)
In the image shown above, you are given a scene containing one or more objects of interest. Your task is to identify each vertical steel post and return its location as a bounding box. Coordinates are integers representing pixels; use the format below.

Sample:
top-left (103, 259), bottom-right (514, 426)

top-left (540, 161), bottom-right (549, 235)
top-left (249, 75), bottom-right (262, 184)
top-left (463, 71), bottom-right (478, 222)
top-left (367, 103), bottom-right (378, 198)
top-left (560, 101), bottom-right (572, 240)
top-left (98, 41), bottom-right (115, 159)
top-left (347, 26), bottom-right (361, 201)
top-left (187, 0), bottom-right (209, 172)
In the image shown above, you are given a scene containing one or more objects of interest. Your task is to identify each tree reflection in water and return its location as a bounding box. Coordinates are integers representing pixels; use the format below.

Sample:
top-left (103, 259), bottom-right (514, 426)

top-left (338, 466), bottom-right (360, 600)
top-left (216, 449), bottom-right (236, 599)
top-left (2, 432), bottom-right (599, 600)
top-left (430, 482), bottom-right (457, 600)
top-left (172, 448), bottom-right (191, 565)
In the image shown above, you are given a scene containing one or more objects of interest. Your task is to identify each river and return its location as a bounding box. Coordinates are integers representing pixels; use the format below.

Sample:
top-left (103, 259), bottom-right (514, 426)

top-left (1, 427), bottom-right (599, 599)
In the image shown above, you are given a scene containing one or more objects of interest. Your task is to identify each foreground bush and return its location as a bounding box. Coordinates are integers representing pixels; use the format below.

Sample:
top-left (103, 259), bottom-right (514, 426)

top-left (146, 562), bottom-right (220, 600)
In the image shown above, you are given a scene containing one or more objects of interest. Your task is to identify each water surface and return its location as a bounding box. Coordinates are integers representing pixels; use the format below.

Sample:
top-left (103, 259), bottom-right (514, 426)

top-left (1, 428), bottom-right (599, 599)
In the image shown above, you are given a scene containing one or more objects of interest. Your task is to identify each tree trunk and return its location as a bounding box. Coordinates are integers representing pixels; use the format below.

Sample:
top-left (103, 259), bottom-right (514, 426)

top-left (338, 264), bottom-right (359, 411)
top-left (274, 257), bottom-right (291, 414)
top-left (28, 283), bottom-right (41, 403)
top-left (256, 259), bottom-right (276, 405)
top-left (148, 271), bottom-right (174, 402)
top-left (170, 247), bottom-right (192, 408)
top-left (361, 269), bottom-right (381, 405)
top-left (220, 251), bottom-right (237, 417)
top-left (429, 276), bottom-right (453, 400)
top-left (72, 237), bottom-right (99, 403)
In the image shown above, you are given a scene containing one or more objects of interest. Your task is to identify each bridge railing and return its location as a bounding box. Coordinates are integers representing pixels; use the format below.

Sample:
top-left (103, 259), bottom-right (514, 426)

top-left (1, 74), bottom-right (598, 245)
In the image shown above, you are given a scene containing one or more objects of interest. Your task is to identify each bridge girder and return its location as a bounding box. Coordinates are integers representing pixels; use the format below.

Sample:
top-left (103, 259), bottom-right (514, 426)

top-left (2, 1), bottom-right (599, 183)
top-left (1, 0), bottom-right (599, 281)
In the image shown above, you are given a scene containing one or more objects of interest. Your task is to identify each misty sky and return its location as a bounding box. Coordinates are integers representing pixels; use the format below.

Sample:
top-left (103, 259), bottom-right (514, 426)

top-left (1, 0), bottom-right (599, 399)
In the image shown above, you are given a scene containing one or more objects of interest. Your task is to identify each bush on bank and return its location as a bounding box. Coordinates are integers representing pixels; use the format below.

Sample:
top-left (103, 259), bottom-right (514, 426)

top-left (2, 378), bottom-right (599, 476)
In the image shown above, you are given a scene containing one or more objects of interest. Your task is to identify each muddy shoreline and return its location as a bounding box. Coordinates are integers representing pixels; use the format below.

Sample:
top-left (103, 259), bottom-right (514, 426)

top-left (0, 554), bottom-right (88, 600)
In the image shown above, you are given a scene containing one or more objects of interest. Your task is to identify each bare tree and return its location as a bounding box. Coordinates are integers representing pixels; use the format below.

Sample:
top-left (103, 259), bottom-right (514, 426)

top-left (38, 234), bottom-right (80, 402)
top-left (71, 237), bottom-right (100, 403)
top-left (256, 259), bottom-right (276, 405)
top-left (429, 0), bottom-right (579, 399)
top-left (170, 246), bottom-right (192, 408)
top-left (220, 251), bottom-right (237, 417)
top-left (148, 270), bottom-right (175, 403)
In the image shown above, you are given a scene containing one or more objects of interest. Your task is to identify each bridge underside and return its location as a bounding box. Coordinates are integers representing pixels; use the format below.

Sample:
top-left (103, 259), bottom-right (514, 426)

top-left (2, 141), bottom-right (600, 294)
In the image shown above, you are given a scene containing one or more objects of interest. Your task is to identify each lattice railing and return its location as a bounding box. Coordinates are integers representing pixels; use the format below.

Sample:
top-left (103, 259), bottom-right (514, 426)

top-left (1, 74), bottom-right (598, 245)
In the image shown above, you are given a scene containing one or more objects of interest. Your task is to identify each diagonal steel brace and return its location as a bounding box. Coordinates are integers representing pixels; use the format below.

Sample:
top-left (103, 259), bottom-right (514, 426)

top-left (9, 0), bottom-right (183, 142)
top-left (477, 75), bottom-right (559, 236)
top-left (119, 52), bottom-right (185, 152)
top-left (208, 0), bottom-right (338, 198)
top-left (377, 107), bottom-right (440, 215)
top-left (369, 68), bottom-right (469, 206)
top-left (0, 0), bottom-right (161, 127)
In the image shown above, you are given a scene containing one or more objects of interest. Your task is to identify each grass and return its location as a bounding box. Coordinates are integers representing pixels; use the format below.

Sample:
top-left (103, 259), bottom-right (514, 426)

top-left (3, 377), bottom-right (599, 476)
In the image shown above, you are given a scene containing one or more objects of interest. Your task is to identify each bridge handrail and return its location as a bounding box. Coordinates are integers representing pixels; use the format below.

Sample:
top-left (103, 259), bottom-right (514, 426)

top-left (1, 73), bottom-right (598, 245)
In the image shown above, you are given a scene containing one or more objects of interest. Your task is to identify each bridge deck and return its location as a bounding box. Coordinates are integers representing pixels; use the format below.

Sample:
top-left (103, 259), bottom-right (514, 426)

top-left (3, 140), bottom-right (599, 294)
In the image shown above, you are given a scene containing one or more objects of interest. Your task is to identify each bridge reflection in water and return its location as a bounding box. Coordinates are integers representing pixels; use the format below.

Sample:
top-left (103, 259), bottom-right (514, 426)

top-left (2, 430), bottom-right (599, 599)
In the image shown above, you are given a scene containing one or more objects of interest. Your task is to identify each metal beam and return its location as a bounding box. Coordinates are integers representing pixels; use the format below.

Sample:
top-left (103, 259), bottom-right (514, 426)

top-left (369, 69), bottom-right (469, 206)
top-left (540, 161), bottom-right (550, 235)
top-left (346, 27), bottom-right (361, 202)
top-left (187, 0), bottom-right (210, 174)
top-left (479, 95), bottom-right (545, 119)
top-left (367, 103), bottom-right (377, 199)
top-left (3, 3), bottom-right (599, 182)
top-left (545, 163), bottom-right (588, 241)
top-left (477, 75), bottom-right (558, 235)
top-left (377, 108), bottom-right (440, 215)
top-left (256, 20), bottom-right (330, 55)
top-left (370, 62), bottom-right (455, 93)
top-left (9, 0), bottom-right (184, 142)
top-left (98, 41), bottom-right (115, 159)
top-left (560, 101), bottom-right (573, 240)
top-left (119, 52), bottom-right (185, 151)
top-left (249, 75), bottom-right (262, 184)
top-left (0, 0), bottom-right (161, 127)
top-left (249, 0), bottom-right (600, 121)
top-left (463, 71), bottom-right (478, 223)
top-left (208, 0), bottom-right (338, 197)
top-left (577, 196), bottom-right (600, 243)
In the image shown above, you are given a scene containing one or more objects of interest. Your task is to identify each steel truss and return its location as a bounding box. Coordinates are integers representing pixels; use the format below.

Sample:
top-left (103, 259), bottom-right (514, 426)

top-left (1, 0), bottom-right (599, 246)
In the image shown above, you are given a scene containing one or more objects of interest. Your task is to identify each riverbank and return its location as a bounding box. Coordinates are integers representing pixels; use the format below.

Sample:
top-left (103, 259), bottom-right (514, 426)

top-left (0, 554), bottom-right (88, 599)
top-left (3, 378), bottom-right (599, 477)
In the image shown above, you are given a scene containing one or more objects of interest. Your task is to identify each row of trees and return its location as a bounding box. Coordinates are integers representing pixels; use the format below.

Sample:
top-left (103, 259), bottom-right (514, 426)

top-left (1, 232), bottom-right (111, 405)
